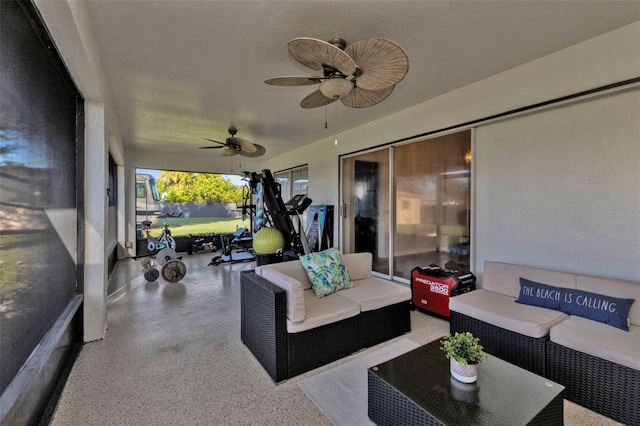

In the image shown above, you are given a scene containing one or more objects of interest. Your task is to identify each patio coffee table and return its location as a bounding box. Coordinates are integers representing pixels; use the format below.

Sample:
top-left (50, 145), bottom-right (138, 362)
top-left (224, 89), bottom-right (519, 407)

top-left (368, 339), bottom-right (564, 425)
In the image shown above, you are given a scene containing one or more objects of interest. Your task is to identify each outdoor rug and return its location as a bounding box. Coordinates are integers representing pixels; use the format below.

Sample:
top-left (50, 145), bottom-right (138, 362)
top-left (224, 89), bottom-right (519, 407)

top-left (298, 338), bottom-right (421, 426)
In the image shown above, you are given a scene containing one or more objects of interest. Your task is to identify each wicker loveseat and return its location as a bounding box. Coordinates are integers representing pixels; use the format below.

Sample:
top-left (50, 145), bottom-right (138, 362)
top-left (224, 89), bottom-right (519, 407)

top-left (240, 252), bottom-right (411, 383)
top-left (449, 261), bottom-right (639, 425)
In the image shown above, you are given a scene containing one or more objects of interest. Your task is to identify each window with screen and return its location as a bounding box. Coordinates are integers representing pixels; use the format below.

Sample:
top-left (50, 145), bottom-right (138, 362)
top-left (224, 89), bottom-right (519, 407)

top-left (275, 165), bottom-right (308, 201)
top-left (0, 0), bottom-right (83, 394)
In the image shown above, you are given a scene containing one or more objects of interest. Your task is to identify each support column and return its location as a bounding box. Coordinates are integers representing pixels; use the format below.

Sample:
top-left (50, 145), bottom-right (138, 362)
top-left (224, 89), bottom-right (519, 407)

top-left (116, 164), bottom-right (127, 259)
top-left (84, 101), bottom-right (108, 342)
top-left (125, 160), bottom-right (137, 258)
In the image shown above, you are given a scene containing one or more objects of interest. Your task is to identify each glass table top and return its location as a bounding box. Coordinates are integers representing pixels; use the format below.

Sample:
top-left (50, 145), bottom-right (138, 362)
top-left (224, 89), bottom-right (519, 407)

top-left (369, 339), bottom-right (564, 425)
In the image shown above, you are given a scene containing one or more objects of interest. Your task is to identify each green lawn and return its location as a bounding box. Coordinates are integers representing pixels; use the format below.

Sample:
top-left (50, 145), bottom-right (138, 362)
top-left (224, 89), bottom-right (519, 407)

top-left (147, 217), bottom-right (251, 237)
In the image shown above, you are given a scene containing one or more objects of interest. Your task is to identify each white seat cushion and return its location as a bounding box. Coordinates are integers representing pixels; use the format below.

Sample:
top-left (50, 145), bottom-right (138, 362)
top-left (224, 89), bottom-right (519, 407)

top-left (261, 268), bottom-right (305, 323)
top-left (341, 252), bottom-right (373, 281)
top-left (449, 289), bottom-right (568, 338)
top-left (550, 315), bottom-right (640, 371)
top-left (337, 277), bottom-right (411, 312)
top-left (483, 261), bottom-right (576, 298)
top-left (286, 289), bottom-right (360, 334)
top-left (255, 260), bottom-right (312, 290)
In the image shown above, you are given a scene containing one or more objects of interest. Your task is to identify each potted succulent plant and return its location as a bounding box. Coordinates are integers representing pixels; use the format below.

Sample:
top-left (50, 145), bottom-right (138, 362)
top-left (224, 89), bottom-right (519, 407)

top-left (440, 332), bottom-right (486, 383)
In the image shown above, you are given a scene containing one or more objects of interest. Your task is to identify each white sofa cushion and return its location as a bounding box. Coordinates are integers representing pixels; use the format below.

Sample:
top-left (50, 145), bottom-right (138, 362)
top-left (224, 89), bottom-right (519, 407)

top-left (550, 315), bottom-right (640, 371)
top-left (341, 252), bottom-right (372, 281)
top-left (286, 289), bottom-right (360, 334)
top-left (483, 261), bottom-right (576, 298)
top-left (261, 268), bottom-right (305, 323)
top-left (255, 260), bottom-right (312, 290)
top-left (576, 275), bottom-right (640, 326)
top-left (337, 277), bottom-right (411, 312)
top-left (449, 289), bottom-right (569, 338)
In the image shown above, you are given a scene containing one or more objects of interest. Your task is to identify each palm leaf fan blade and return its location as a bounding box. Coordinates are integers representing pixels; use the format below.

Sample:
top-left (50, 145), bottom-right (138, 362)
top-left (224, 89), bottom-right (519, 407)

top-left (265, 76), bottom-right (323, 86)
top-left (341, 86), bottom-right (394, 108)
top-left (288, 37), bottom-right (356, 76)
top-left (346, 38), bottom-right (409, 91)
top-left (228, 137), bottom-right (257, 153)
top-left (240, 144), bottom-right (266, 158)
top-left (221, 147), bottom-right (238, 156)
top-left (301, 90), bottom-right (338, 109)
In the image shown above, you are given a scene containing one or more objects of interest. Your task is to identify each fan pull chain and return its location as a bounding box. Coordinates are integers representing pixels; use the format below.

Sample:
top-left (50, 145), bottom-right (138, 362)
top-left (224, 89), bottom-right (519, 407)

top-left (334, 102), bottom-right (339, 145)
top-left (325, 105), bottom-right (328, 129)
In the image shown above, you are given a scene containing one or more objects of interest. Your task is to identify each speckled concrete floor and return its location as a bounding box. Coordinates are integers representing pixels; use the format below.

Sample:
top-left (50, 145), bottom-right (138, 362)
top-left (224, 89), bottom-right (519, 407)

top-left (50, 254), bottom-right (620, 425)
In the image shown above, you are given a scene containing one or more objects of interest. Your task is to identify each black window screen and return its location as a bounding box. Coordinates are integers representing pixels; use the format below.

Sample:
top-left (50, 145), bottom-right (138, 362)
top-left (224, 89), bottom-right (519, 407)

top-left (0, 0), bottom-right (82, 393)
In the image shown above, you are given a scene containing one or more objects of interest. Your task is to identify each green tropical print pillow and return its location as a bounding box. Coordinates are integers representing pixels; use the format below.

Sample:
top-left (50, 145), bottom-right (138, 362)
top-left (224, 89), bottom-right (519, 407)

top-left (299, 248), bottom-right (353, 298)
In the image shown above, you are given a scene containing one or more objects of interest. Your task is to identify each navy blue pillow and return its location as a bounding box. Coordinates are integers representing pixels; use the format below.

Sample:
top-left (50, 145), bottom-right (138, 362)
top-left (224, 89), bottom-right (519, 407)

top-left (516, 277), bottom-right (635, 331)
top-left (515, 278), bottom-right (563, 310)
top-left (560, 288), bottom-right (635, 332)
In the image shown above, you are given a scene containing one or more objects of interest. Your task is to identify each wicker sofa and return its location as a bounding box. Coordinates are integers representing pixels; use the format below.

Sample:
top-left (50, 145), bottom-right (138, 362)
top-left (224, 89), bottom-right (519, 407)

top-left (449, 261), bottom-right (639, 425)
top-left (240, 252), bottom-right (411, 383)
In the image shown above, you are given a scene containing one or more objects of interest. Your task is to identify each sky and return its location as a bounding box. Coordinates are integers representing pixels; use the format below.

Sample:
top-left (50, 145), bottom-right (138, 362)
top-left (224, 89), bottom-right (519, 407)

top-left (136, 168), bottom-right (246, 186)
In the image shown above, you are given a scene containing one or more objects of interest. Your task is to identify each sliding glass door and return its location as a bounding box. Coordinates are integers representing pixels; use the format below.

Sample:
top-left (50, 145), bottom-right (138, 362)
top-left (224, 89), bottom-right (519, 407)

top-left (341, 149), bottom-right (390, 275)
top-left (341, 130), bottom-right (471, 280)
top-left (393, 130), bottom-right (471, 279)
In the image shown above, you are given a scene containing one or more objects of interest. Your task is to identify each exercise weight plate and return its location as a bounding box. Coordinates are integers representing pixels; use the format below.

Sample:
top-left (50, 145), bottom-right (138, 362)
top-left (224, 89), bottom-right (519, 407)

top-left (161, 260), bottom-right (187, 283)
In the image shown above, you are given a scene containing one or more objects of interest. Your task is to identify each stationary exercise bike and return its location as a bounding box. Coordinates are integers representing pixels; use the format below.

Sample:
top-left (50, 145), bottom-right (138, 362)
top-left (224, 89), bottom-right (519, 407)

top-left (141, 212), bottom-right (181, 254)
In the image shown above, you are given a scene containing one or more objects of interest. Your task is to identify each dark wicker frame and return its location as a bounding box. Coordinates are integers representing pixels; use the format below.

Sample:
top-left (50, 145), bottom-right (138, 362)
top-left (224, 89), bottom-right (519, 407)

top-left (368, 368), bottom-right (564, 426)
top-left (359, 301), bottom-right (411, 349)
top-left (241, 270), bottom-right (289, 382)
top-left (546, 340), bottom-right (640, 426)
top-left (451, 309), bottom-right (640, 424)
top-left (241, 271), bottom-right (411, 382)
top-left (368, 370), bottom-right (442, 426)
top-left (450, 311), bottom-right (547, 376)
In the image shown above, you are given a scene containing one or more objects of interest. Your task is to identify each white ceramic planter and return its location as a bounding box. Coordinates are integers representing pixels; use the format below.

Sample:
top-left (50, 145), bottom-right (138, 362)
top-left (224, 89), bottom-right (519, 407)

top-left (450, 358), bottom-right (478, 383)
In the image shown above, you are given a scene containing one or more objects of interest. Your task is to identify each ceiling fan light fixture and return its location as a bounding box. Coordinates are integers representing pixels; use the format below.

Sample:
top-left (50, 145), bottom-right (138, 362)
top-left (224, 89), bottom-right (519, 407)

top-left (319, 78), bottom-right (354, 99)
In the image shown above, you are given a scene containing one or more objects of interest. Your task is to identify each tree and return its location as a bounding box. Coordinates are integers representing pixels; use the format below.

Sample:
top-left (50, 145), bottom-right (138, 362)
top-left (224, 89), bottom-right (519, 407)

top-left (156, 171), bottom-right (244, 204)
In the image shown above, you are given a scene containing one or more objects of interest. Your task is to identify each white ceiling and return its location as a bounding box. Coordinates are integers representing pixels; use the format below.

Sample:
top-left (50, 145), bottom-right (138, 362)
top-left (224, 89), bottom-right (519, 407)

top-left (50, 1), bottom-right (640, 161)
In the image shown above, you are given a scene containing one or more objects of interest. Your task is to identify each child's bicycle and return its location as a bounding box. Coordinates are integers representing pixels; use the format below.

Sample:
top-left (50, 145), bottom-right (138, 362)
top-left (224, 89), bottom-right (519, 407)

top-left (141, 212), bottom-right (181, 254)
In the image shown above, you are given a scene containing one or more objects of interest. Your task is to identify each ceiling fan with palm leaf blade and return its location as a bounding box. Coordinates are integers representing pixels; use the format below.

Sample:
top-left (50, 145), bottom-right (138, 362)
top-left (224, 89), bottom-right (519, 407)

top-left (199, 126), bottom-right (265, 157)
top-left (265, 37), bottom-right (409, 109)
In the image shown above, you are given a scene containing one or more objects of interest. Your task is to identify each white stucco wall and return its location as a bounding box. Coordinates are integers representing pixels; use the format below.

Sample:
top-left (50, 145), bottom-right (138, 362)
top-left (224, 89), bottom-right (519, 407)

top-left (262, 21), bottom-right (640, 282)
top-left (474, 88), bottom-right (639, 282)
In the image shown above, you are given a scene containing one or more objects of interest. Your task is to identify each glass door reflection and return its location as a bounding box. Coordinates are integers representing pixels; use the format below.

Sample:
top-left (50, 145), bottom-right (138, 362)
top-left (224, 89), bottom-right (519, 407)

top-left (342, 149), bottom-right (390, 275)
